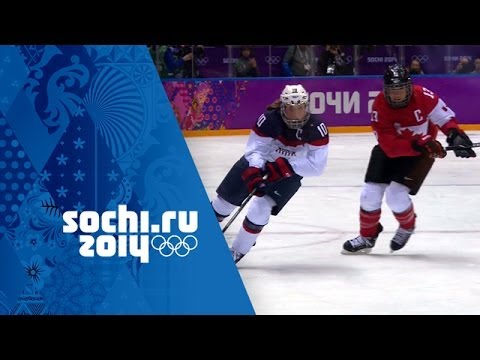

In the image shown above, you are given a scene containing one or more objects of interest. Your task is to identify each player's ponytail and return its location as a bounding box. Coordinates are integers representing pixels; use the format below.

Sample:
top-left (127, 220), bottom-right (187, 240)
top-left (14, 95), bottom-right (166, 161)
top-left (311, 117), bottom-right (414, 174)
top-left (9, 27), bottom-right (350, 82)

top-left (266, 99), bottom-right (281, 110)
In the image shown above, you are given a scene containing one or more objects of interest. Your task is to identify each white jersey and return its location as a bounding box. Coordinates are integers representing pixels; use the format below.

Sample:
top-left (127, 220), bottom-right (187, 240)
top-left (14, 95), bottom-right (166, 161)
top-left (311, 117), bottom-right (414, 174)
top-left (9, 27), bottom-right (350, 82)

top-left (244, 109), bottom-right (329, 177)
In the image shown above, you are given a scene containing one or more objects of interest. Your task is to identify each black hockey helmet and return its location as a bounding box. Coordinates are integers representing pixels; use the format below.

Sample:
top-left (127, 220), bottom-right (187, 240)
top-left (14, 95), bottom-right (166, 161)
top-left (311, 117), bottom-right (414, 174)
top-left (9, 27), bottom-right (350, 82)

top-left (383, 64), bottom-right (412, 108)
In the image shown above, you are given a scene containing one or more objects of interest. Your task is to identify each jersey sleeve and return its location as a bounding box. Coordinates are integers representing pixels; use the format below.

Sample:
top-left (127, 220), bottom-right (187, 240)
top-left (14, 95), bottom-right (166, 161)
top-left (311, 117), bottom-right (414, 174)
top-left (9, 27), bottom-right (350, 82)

top-left (421, 89), bottom-right (460, 135)
top-left (289, 143), bottom-right (328, 177)
top-left (289, 120), bottom-right (329, 177)
top-left (416, 86), bottom-right (440, 114)
top-left (252, 111), bottom-right (281, 139)
top-left (371, 98), bottom-right (419, 158)
top-left (244, 112), bottom-right (278, 168)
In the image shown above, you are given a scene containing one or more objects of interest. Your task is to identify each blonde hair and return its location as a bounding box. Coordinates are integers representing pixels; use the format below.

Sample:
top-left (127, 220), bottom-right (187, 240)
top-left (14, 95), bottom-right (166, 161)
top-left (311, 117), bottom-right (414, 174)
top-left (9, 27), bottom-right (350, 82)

top-left (266, 99), bottom-right (281, 110)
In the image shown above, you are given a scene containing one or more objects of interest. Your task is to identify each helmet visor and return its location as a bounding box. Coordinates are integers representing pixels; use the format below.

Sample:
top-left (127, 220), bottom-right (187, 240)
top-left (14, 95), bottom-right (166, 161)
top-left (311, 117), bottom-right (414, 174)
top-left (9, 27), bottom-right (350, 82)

top-left (384, 83), bottom-right (411, 108)
top-left (281, 103), bottom-right (309, 129)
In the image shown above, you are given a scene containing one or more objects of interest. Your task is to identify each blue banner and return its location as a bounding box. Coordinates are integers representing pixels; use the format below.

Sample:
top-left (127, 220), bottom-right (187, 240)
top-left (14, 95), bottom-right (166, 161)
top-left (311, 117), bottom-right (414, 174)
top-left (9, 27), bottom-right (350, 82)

top-left (0, 45), bottom-right (254, 315)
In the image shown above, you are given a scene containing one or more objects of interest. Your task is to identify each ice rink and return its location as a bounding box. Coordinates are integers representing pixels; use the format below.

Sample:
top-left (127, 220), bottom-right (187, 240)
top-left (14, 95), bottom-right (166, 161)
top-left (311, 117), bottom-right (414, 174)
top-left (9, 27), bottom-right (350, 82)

top-left (186, 131), bottom-right (480, 315)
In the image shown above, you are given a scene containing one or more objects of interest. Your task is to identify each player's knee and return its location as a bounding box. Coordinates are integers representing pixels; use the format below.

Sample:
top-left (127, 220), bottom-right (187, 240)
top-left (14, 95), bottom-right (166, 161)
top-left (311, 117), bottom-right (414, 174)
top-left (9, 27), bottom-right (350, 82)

top-left (360, 182), bottom-right (387, 211)
top-left (211, 196), bottom-right (236, 222)
top-left (245, 196), bottom-right (275, 226)
top-left (385, 181), bottom-right (412, 213)
top-left (243, 216), bottom-right (265, 234)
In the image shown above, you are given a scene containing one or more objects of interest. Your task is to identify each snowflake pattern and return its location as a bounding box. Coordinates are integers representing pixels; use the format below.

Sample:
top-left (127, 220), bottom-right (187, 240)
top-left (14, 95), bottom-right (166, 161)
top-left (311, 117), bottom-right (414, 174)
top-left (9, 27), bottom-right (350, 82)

top-left (41, 91), bottom-right (125, 214)
top-left (21, 254), bottom-right (52, 291)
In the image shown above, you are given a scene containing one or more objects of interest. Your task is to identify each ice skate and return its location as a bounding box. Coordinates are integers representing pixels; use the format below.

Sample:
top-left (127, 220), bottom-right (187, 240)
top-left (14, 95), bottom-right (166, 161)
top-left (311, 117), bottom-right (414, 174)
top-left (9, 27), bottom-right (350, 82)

top-left (342, 223), bottom-right (383, 254)
top-left (230, 248), bottom-right (246, 263)
top-left (390, 227), bottom-right (415, 252)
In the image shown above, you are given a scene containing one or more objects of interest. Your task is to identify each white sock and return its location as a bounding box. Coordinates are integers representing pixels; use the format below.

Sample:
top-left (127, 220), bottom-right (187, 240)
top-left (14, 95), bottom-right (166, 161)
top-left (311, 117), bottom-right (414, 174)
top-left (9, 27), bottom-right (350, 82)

top-left (211, 196), bottom-right (236, 217)
top-left (232, 226), bottom-right (260, 255)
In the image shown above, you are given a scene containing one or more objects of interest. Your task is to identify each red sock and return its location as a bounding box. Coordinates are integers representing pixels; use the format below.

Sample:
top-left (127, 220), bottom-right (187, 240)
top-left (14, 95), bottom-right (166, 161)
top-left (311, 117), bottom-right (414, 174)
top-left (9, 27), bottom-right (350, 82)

top-left (393, 205), bottom-right (416, 230)
top-left (360, 208), bottom-right (381, 238)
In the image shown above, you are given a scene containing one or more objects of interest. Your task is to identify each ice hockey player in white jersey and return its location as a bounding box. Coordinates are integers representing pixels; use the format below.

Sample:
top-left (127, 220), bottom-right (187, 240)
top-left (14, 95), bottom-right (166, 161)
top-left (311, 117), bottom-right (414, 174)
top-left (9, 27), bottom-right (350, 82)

top-left (210, 84), bottom-right (330, 263)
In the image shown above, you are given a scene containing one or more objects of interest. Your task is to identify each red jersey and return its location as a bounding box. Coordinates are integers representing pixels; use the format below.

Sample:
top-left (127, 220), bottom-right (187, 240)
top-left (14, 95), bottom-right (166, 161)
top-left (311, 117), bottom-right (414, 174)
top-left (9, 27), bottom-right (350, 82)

top-left (371, 85), bottom-right (460, 158)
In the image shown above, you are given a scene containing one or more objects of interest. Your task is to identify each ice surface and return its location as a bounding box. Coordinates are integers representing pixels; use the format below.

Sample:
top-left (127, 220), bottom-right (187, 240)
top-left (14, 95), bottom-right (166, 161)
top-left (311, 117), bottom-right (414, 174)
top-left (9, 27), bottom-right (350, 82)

top-left (186, 132), bottom-right (480, 314)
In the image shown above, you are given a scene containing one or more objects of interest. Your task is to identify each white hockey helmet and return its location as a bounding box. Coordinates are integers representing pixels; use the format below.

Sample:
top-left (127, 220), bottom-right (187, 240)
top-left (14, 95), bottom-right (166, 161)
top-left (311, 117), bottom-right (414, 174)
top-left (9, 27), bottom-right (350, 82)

top-left (280, 84), bottom-right (310, 129)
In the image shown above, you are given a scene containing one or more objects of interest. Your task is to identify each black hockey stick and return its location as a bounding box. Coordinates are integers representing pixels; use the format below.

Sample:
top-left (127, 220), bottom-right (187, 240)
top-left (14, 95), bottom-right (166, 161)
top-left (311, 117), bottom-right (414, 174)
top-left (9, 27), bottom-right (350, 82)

top-left (222, 174), bottom-right (268, 234)
top-left (221, 189), bottom-right (256, 234)
top-left (445, 142), bottom-right (480, 151)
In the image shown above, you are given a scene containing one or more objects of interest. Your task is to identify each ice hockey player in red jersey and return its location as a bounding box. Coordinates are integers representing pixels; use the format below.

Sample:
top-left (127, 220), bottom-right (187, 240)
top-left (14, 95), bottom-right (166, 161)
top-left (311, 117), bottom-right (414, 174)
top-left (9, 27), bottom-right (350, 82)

top-left (210, 84), bottom-right (329, 263)
top-left (343, 64), bottom-right (476, 254)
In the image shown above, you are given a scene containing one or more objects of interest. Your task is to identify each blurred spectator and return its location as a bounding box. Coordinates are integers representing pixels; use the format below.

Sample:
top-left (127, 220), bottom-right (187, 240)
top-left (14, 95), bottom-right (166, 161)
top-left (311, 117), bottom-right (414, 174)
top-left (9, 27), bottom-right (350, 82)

top-left (471, 57), bottom-right (480, 74)
top-left (157, 45), bottom-right (169, 77)
top-left (235, 46), bottom-right (259, 77)
top-left (164, 45), bottom-right (205, 78)
top-left (451, 57), bottom-right (472, 74)
top-left (147, 45), bottom-right (156, 61)
top-left (282, 45), bottom-right (317, 76)
top-left (149, 45), bottom-right (169, 78)
top-left (317, 45), bottom-right (353, 76)
top-left (408, 59), bottom-right (424, 75)
top-left (358, 45), bottom-right (376, 56)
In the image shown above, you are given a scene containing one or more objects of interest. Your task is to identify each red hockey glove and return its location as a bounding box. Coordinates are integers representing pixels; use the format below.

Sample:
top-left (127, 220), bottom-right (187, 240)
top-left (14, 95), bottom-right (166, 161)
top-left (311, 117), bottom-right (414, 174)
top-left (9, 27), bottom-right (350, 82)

top-left (413, 135), bottom-right (446, 159)
top-left (265, 157), bottom-right (295, 183)
top-left (242, 167), bottom-right (267, 196)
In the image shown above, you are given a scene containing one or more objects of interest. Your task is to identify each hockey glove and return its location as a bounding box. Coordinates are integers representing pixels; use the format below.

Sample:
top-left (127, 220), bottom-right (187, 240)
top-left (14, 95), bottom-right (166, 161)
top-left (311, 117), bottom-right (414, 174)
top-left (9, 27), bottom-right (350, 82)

top-left (265, 157), bottom-right (295, 183)
top-left (412, 135), bottom-right (446, 159)
top-left (242, 167), bottom-right (267, 196)
top-left (447, 128), bottom-right (477, 158)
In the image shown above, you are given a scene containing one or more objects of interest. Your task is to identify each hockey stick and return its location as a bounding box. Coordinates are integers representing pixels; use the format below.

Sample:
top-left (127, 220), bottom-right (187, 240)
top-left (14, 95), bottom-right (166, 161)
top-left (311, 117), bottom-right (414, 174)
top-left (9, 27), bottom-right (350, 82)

top-left (222, 174), bottom-right (269, 234)
top-left (445, 142), bottom-right (480, 151)
top-left (221, 189), bottom-right (256, 234)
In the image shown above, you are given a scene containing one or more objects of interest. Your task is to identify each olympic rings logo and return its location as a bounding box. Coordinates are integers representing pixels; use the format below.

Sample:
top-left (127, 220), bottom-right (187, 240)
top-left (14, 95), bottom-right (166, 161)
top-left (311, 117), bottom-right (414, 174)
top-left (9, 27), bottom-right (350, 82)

top-left (151, 235), bottom-right (198, 257)
top-left (411, 55), bottom-right (429, 64)
top-left (196, 57), bottom-right (209, 66)
top-left (265, 56), bottom-right (281, 64)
